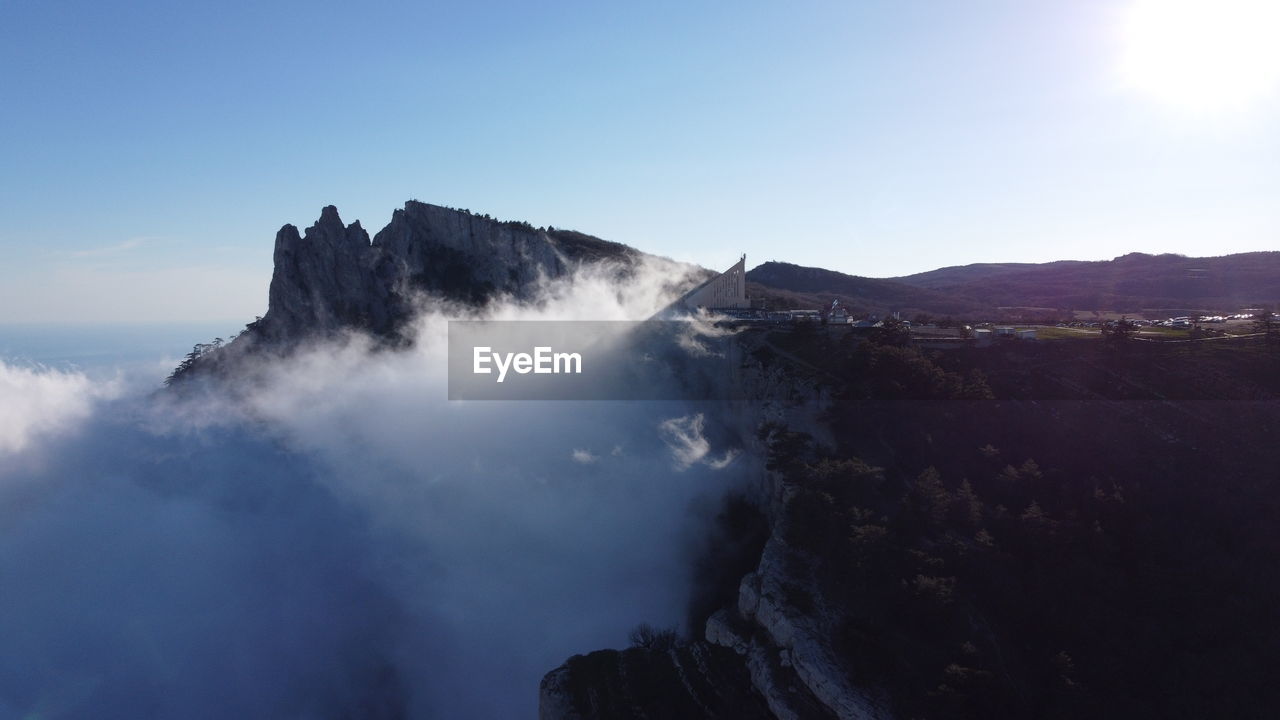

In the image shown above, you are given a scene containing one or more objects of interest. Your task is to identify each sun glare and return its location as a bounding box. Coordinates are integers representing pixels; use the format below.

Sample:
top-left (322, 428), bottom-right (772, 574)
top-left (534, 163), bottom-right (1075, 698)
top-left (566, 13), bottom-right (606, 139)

top-left (1120, 0), bottom-right (1280, 112)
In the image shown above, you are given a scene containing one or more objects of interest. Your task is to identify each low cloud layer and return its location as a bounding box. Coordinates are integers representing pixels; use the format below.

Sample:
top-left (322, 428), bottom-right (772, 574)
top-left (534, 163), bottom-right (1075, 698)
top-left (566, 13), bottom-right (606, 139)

top-left (660, 413), bottom-right (741, 471)
top-left (0, 258), bottom-right (750, 718)
top-left (0, 362), bottom-right (119, 456)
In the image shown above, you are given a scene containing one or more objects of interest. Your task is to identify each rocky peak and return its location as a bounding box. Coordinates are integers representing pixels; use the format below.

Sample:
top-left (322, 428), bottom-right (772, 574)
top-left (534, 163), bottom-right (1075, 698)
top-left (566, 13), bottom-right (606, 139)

top-left (264, 206), bottom-right (381, 341)
top-left (317, 203), bottom-right (343, 228)
top-left (256, 201), bottom-right (640, 343)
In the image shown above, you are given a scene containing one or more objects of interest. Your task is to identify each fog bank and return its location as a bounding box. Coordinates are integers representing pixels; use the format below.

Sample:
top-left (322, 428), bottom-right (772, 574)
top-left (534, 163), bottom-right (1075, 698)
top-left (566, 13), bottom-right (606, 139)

top-left (0, 260), bottom-right (751, 718)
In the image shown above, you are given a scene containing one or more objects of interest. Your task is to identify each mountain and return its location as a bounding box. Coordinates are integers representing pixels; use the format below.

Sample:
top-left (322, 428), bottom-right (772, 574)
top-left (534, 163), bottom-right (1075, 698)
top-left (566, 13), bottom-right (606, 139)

top-left (259, 201), bottom-right (643, 342)
top-left (749, 252), bottom-right (1280, 317)
top-left (887, 260), bottom-right (1086, 289)
top-left (165, 201), bottom-right (687, 384)
top-left (162, 201), bottom-right (1280, 717)
top-left (746, 262), bottom-right (982, 315)
top-left (895, 251), bottom-right (1280, 312)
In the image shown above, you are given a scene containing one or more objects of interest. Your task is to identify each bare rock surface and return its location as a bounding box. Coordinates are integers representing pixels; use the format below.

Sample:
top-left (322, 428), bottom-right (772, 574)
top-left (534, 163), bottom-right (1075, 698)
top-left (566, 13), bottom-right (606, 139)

top-left (260, 201), bottom-right (640, 341)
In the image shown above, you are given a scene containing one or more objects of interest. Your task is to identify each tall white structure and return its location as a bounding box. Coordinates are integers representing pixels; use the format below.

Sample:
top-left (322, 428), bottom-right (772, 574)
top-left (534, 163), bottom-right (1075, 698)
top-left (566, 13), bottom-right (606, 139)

top-left (682, 255), bottom-right (749, 311)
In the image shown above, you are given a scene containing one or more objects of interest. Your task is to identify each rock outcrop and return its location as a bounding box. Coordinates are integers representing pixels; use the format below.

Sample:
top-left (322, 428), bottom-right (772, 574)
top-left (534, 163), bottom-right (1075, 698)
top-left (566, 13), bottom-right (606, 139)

top-left (539, 331), bottom-right (894, 720)
top-left (165, 201), bottom-right (661, 386)
top-left (541, 523), bottom-right (893, 720)
top-left (538, 643), bottom-right (775, 720)
top-left (259, 201), bottom-right (640, 341)
top-left (712, 538), bottom-right (893, 720)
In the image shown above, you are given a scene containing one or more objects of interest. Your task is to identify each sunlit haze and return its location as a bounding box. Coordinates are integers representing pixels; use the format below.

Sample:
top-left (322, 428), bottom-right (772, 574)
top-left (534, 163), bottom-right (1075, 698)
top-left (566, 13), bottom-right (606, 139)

top-left (1119, 0), bottom-right (1280, 112)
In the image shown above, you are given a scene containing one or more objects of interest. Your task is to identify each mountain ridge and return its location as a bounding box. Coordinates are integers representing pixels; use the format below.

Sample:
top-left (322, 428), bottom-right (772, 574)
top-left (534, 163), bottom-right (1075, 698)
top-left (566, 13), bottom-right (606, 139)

top-left (166, 201), bottom-right (673, 384)
top-left (748, 251), bottom-right (1280, 316)
top-left (259, 200), bottom-right (649, 342)
top-left (171, 203), bottom-right (1277, 386)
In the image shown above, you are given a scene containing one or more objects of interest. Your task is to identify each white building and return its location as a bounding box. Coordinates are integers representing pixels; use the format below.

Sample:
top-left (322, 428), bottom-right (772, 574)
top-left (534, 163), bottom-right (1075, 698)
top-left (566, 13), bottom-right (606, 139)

top-left (682, 255), bottom-right (750, 311)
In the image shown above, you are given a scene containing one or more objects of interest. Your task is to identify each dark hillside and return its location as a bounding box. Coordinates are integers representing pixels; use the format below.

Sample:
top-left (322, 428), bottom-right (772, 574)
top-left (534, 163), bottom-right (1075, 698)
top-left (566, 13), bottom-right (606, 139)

top-left (762, 328), bottom-right (1280, 718)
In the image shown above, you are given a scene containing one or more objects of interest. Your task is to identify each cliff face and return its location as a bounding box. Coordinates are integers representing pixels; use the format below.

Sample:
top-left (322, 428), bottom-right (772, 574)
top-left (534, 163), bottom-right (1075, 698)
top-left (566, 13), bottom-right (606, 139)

top-left (539, 332), bottom-right (894, 720)
top-left (260, 201), bottom-right (639, 341)
top-left (706, 539), bottom-right (893, 720)
top-left (266, 206), bottom-right (388, 339)
top-left (538, 642), bottom-right (775, 720)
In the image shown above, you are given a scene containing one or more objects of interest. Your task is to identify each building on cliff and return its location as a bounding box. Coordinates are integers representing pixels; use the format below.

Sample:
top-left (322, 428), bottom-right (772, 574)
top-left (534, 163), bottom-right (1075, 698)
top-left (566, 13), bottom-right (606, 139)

top-left (682, 255), bottom-right (750, 312)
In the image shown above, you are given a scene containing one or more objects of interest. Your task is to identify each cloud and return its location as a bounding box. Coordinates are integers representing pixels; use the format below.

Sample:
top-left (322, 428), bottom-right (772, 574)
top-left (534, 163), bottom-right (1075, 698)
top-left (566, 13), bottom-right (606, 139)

top-left (0, 361), bottom-right (120, 455)
top-left (659, 413), bottom-right (740, 471)
top-left (706, 448), bottom-right (741, 470)
top-left (0, 257), bottom-right (753, 718)
top-left (673, 311), bottom-right (740, 359)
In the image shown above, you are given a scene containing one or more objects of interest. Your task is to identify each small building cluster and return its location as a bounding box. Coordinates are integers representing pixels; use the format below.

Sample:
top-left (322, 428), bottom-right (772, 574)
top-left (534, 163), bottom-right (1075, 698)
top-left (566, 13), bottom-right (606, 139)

top-left (678, 256), bottom-right (1055, 348)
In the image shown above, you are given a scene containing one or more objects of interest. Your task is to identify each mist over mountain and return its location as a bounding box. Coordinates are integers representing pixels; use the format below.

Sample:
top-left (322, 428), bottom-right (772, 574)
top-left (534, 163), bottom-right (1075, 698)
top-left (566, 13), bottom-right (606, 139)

top-left (0, 203), bottom-right (742, 719)
top-left (9, 0), bottom-right (1280, 715)
top-left (5, 200), bottom-right (1280, 720)
top-left (168, 201), bottom-right (702, 384)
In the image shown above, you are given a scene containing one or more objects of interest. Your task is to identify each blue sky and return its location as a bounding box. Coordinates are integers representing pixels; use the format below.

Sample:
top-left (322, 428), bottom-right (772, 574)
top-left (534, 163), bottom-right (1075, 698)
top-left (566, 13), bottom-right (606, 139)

top-left (2, 0), bottom-right (1277, 323)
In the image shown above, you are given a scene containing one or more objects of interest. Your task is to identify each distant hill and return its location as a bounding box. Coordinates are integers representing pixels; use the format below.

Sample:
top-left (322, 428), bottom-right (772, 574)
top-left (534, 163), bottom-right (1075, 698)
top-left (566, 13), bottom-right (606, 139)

top-left (747, 252), bottom-right (1280, 317)
top-left (745, 262), bottom-right (982, 315)
top-left (888, 260), bottom-right (1087, 289)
